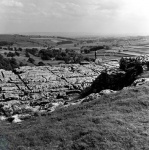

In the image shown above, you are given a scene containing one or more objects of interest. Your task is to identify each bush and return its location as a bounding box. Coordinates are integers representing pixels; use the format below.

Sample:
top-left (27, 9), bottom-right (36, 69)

top-left (90, 46), bottom-right (104, 51)
top-left (0, 54), bottom-right (19, 70)
top-left (38, 61), bottom-right (45, 66)
top-left (28, 58), bottom-right (35, 64)
top-left (19, 62), bottom-right (25, 66)
top-left (7, 52), bottom-right (16, 57)
top-left (25, 52), bottom-right (30, 57)
top-left (15, 51), bottom-right (20, 56)
top-left (18, 48), bottom-right (22, 51)
top-left (84, 57), bottom-right (90, 61)
top-left (4, 52), bottom-right (7, 56)
top-left (146, 62), bottom-right (149, 70)
top-left (84, 49), bottom-right (90, 54)
top-left (119, 57), bottom-right (143, 72)
top-left (38, 49), bottom-right (87, 64)
top-left (0, 41), bottom-right (13, 46)
top-left (57, 40), bottom-right (73, 45)
top-left (26, 48), bottom-right (38, 56)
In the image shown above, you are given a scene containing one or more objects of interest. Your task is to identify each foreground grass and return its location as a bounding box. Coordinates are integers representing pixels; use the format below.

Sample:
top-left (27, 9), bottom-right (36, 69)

top-left (1, 84), bottom-right (149, 150)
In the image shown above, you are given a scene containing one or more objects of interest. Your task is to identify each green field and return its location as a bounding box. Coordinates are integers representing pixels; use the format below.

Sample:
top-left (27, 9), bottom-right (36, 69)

top-left (0, 34), bottom-right (149, 66)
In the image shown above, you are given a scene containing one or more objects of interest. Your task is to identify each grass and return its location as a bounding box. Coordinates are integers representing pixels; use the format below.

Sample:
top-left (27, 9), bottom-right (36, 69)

top-left (1, 81), bottom-right (149, 149)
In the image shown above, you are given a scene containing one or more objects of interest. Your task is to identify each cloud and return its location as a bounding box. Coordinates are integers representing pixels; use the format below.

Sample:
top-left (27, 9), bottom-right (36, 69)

top-left (1, 0), bottom-right (23, 7)
top-left (0, 0), bottom-right (149, 35)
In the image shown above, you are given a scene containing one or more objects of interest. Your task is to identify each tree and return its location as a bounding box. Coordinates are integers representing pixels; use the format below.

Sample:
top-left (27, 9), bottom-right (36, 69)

top-left (18, 48), bottom-right (22, 51)
top-left (0, 41), bottom-right (13, 46)
top-left (25, 52), bottom-right (30, 57)
top-left (26, 48), bottom-right (38, 56)
top-left (7, 52), bottom-right (16, 57)
top-left (4, 52), bottom-right (7, 56)
top-left (104, 45), bottom-right (111, 50)
top-left (28, 57), bottom-right (35, 64)
top-left (84, 49), bottom-right (90, 54)
top-left (38, 61), bottom-right (45, 66)
top-left (9, 58), bottom-right (19, 69)
top-left (19, 62), bottom-right (24, 66)
top-left (15, 51), bottom-right (20, 56)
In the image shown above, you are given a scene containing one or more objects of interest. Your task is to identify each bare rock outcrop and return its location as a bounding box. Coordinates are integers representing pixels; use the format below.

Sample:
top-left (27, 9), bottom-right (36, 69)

top-left (80, 64), bottom-right (143, 98)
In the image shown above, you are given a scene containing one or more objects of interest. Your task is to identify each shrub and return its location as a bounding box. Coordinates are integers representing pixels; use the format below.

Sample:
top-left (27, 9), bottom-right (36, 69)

top-left (0, 54), bottom-right (19, 70)
top-left (28, 58), bottom-right (35, 64)
top-left (7, 52), bottom-right (16, 57)
top-left (38, 61), bottom-right (45, 66)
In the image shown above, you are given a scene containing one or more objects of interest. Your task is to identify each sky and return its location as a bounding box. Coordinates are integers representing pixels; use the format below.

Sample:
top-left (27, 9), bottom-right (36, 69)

top-left (0, 0), bottom-right (149, 36)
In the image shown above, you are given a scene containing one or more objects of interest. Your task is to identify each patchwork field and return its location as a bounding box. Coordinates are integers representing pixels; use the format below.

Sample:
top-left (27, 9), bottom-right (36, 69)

top-left (0, 35), bottom-right (149, 66)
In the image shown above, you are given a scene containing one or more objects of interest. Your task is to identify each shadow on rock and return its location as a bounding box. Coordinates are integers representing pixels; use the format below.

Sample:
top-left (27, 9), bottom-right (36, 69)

top-left (80, 63), bottom-right (143, 98)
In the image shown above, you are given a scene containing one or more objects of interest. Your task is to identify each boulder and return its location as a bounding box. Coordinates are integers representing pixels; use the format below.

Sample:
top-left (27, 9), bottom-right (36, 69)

top-left (81, 93), bottom-right (101, 103)
top-left (0, 116), bottom-right (6, 121)
top-left (100, 89), bottom-right (117, 95)
top-left (2, 104), bottom-right (13, 117)
top-left (12, 114), bottom-right (22, 123)
top-left (56, 92), bottom-right (66, 99)
top-left (19, 114), bottom-right (31, 120)
top-left (133, 78), bottom-right (149, 86)
top-left (48, 102), bottom-right (63, 112)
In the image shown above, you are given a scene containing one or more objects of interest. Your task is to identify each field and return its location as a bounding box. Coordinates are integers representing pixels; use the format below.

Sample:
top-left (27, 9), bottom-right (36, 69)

top-left (0, 35), bottom-right (149, 66)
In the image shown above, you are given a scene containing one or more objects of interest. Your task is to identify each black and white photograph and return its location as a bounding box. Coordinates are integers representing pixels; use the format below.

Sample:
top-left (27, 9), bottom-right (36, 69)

top-left (0, 0), bottom-right (149, 149)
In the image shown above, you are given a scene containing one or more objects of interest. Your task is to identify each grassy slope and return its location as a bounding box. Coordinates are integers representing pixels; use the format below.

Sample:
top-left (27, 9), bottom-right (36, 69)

top-left (1, 82), bottom-right (149, 150)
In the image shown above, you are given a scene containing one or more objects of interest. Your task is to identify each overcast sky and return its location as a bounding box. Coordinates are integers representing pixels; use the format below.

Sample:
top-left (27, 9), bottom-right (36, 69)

top-left (0, 0), bottom-right (149, 36)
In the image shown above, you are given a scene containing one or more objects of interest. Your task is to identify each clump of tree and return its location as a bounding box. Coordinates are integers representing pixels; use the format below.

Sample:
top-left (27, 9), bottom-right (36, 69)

top-left (104, 45), bottom-right (111, 50)
top-left (6, 51), bottom-right (20, 57)
top-left (84, 57), bottom-right (94, 62)
top-left (83, 49), bottom-right (90, 54)
top-left (119, 57), bottom-right (143, 71)
top-left (0, 54), bottom-right (19, 70)
top-left (38, 49), bottom-right (54, 60)
top-left (26, 48), bottom-right (38, 56)
top-left (0, 41), bottom-right (13, 46)
top-left (57, 40), bottom-right (73, 45)
top-left (27, 57), bottom-right (35, 64)
top-left (146, 62), bottom-right (149, 70)
top-left (7, 52), bottom-right (16, 57)
top-left (38, 49), bottom-right (91, 64)
top-left (7, 47), bottom-right (13, 51)
top-left (90, 46), bottom-right (104, 51)
top-left (18, 48), bottom-right (22, 51)
top-left (38, 61), bottom-right (45, 66)
top-left (15, 51), bottom-right (20, 56)
top-left (25, 52), bottom-right (30, 57)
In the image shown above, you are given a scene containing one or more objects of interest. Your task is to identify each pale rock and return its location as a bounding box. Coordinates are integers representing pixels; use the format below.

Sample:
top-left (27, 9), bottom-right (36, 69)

top-left (100, 89), bottom-right (117, 95)
top-left (0, 116), bottom-right (7, 121)
top-left (12, 114), bottom-right (22, 123)
top-left (133, 78), bottom-right (149, 86)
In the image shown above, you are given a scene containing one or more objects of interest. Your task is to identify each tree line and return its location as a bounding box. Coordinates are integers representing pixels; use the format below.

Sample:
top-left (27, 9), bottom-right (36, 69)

top-left (0, 54), bottom-right (19, 70)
